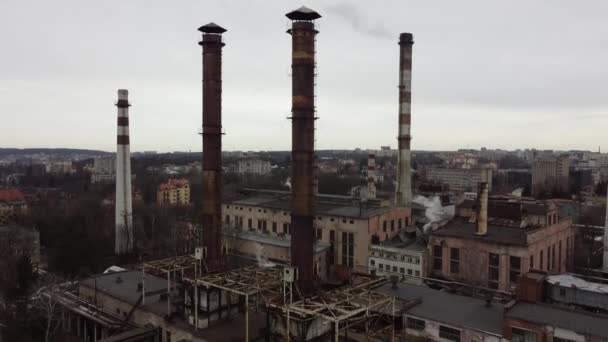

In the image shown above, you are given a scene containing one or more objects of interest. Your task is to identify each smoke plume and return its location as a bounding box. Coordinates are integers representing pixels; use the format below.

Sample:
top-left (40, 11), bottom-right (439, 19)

top-left (325, 3), bottom-right (392, 39)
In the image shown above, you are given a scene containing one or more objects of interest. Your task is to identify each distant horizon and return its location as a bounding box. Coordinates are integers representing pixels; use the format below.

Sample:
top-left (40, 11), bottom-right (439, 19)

top-left (0, 146), bottom-right (604, 154)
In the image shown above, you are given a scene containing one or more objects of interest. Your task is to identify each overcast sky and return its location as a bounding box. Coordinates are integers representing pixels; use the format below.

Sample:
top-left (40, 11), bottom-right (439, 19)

top-left (1, 1), bottom-right (607, 153)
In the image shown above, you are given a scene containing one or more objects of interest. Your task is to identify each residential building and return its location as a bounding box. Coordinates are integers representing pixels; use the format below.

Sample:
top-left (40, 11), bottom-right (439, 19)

top-left (424, 167), bottom-right (493, 193)
top-left (377, 282), bottom-right (505, 342)
top-left (223, 189), bottom-right (411, 273)
top-left (46, 160), bottom-right (73, 174)
top-left (91, 156), bottom-right (116, 183)
top-left (368, 239), bottom-right (427, 282)
top-left (236, 159), bottom-right (272, 176)
top-left (157, 179), bottom-right (190, 206)
top-left (531, 157), bottom-right (570, 196)
top-left (429, 197), bottom-right (575, 292)
top-left (0, 188), bottom-right (28, 224)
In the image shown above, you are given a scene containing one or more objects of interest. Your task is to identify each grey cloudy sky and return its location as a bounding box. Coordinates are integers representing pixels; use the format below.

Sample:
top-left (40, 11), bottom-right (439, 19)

top-left (1, 0), bottom-right (607, 152)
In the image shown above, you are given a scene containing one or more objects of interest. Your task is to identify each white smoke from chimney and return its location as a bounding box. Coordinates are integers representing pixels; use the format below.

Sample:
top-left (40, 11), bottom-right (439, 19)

top-left (413, 195), bottom-right (454, 233)
top-left (284, 177), bottom-right (292, 190)
top-left (255, 243), bottom-right (275, 268)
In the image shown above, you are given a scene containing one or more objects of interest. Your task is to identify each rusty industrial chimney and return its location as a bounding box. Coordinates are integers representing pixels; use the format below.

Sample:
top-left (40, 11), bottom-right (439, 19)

top-left (367, 153), bottom-right (377, 199)
top-left (198, 23), bottom-right (226, 266)
top-left (476, 182), bottom-right (489, 236)
top-left (396, 33), bottom-right (413, 208)
top-left (286, 6), bottom-right (320, 295)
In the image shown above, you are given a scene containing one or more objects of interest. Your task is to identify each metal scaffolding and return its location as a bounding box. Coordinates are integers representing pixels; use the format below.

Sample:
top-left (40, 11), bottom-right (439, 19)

top-left (267, 275), bottom-right (397, 341)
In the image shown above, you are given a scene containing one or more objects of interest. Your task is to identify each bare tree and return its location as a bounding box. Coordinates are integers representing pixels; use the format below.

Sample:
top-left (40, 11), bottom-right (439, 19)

top-left (32, 275), bottom-right (65, 342)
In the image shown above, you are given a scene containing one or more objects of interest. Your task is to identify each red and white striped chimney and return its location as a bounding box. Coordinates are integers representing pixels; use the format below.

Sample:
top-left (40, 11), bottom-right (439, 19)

top-left (115, 89), bottom-right (133, 255)
top-left (396, 33), bottom-right (413, 208)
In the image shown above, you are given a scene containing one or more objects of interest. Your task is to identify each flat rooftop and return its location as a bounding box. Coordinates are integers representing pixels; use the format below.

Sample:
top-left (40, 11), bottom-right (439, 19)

top-left (226, 189), bottom-right (399, 219)
top-left (506, 302), bottom-right (608, 338)
top-left (80, 270), bottom-right (171, 316)
top-left (432, 217), bottom-right (542, 246)
top-left (376, 282), bottom-right (504, 336)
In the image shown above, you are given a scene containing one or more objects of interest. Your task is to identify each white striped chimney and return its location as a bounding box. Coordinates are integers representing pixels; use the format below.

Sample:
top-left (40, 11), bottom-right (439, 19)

top-left (396, 33), bottom-right (413, 207)
top-left (115, 89), bottom-right (133, 255)
top-left (367, 153), bottom-right (376, 199)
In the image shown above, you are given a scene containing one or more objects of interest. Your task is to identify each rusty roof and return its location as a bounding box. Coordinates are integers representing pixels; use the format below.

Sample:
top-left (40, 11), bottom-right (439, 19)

top-left (431, 217), bottom-right (539, 246)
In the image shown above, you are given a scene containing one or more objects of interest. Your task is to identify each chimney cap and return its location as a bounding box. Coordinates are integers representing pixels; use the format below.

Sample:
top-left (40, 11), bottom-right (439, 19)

top-left (198, 22), bottom-right (227, 34)
top-left (399, 33), bottom-right (414, 44)
top-left (286, 6), bottom-right (321, 21)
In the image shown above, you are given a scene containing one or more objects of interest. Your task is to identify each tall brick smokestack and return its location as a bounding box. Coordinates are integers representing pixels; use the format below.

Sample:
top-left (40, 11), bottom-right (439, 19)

top-left (396, 33), bottom-right (413, 208)
top-left (115, 89), bottom-right (133, 255)
top-left (476, 182), bottom-right (488, 236)
top-left (199, 23), bottom-right (226, 265)
top-left (286, 6), bottom-right (321, 295)
top-left (367, 153), bottom-right (377, 199)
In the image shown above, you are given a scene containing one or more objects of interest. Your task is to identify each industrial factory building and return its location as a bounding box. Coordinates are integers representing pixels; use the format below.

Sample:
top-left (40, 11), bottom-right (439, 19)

top-left (222, 189), bottom-right (411, 274)
top-left (429, 184), bottom-right (576, 292)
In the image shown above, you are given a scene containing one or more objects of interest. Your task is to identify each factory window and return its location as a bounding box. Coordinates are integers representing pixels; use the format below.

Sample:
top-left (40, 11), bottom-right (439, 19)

top-left (330, 218), bottom-right (334, 222)
top-left (488, 253), bottom-right (499, 289)
top-left (415, 270), bottom-right (420, 276)
top-left (370, 259), bottom-right (375, 266)
top-left (390, 220), bottom-right (395, 231)
top-left (552, 244), bottom-right (556, 270)
top-left (378, 263), bottom-right (383, 270)
top-left (540, 250), bottom-right (544, 271)
top-left (432, 246), bottom-right (442, 271)
top-left (530, 256), bottom-right (534, 270)
top-left (227, 205), bottom-right (230, 209)
top-left (329, 230), bottom-right (335, 264)
top-left (400, 267), bottom-right (405, 273)
top-left (392, 266), bottom-right (398, 272)
top-left (316, 228), bottom-right (322, 240)
top-left (249, 208), bottom-right (252, 212)
top-left (263, 209), bottom-right (267, 213)
top-left (509, 256), bottom-right (521, 284)
top-left (439, 325), bottom-right (461, 342)
top-left (166, 331), bottom-right (172, 342)
top-left (382, 221), bottom-right (387, 232)
top-left (450, 248), bottom-right (460, 274)
top-left (407, 317), bottom-right (425, 331)
top-left (272, 222), bottom-right (277, 233)
top-left (398, 219), bottom-right (402, 229)
top-left (248, 219), bottom-right (252, 230)
top-left (558, 240), bottom-right (562, 273)
top-left (342, 219), bottom-right (346, 223)
top-left (511, 327), bottom-right (537, 342)
top-left (225, 215), bottom-right (230, 224)
top-left (258, 209), bottom-right (261, 213)
top-left (349, 220), bottom-right (354, 224)
top-left (546, 247), bottom-right (551, 271)
top-left (559, 288), bottom-right (566, 297)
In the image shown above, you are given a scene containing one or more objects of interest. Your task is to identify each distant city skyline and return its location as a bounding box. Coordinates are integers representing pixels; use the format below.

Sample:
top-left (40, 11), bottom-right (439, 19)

top-left (1, 1), bottom-right (607, 152)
